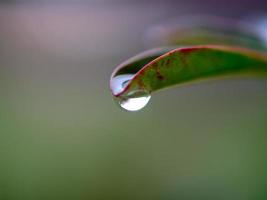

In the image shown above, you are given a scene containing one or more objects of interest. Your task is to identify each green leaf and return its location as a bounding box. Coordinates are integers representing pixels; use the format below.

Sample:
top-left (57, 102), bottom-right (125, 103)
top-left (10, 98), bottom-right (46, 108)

top-left (110, 45), bottom-right (267, 97)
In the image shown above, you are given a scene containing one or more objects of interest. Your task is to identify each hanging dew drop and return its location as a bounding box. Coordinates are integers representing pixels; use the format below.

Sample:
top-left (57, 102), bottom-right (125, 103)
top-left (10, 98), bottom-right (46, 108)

top-left (116, 90), bottom-right (151, 111)
top-left (110, 74), bottom-right (151, 111)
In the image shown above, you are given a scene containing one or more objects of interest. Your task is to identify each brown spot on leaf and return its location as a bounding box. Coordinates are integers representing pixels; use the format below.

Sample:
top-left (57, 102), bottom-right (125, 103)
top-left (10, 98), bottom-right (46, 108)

top-left (168, 51), bottom-right (174, 56)
top-left (180, 50), bottom-right (197, 73)
top-left (138, 79), bottom-right (145, 89)
top-left (180, 54), bottom-right (187, 66)
top-left (156, 70), bottom-right (164, 80)
top-left (166, 59), bottom-right (170, 66)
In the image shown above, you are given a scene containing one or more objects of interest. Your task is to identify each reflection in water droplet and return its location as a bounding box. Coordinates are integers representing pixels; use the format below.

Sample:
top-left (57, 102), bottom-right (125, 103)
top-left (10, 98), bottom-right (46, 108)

top-left (110, 74), bottom-right (134, 95)
top-left (110, 74), bottom-right (151, 111)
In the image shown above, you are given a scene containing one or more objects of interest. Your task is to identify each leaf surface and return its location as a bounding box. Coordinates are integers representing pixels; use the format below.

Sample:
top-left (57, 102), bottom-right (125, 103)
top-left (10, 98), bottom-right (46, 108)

top-left (110, 45), bottom-right (267, 97)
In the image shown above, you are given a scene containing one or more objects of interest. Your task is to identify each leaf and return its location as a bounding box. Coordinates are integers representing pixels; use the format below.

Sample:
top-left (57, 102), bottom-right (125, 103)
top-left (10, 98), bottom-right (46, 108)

top-left (145, 16), bottom-right (267, 51)
top-left (110, 45), bottom-right (267, 97)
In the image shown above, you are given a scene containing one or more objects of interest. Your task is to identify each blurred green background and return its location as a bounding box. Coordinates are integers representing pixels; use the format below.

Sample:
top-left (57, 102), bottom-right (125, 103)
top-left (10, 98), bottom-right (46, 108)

top-left (0, 1), bottom-right (267, 199)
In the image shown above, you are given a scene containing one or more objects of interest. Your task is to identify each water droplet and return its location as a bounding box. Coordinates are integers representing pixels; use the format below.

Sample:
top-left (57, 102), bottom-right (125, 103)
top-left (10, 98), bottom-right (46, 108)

top-left (110, 74), bottom-right (151, 111)
top-left (115, 90), bottom-right (151, 112)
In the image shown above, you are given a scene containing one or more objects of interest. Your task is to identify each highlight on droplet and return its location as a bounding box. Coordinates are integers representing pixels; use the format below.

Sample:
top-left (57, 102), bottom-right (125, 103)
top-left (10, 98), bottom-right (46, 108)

top-left (115, 90), bottom-right (151, 111)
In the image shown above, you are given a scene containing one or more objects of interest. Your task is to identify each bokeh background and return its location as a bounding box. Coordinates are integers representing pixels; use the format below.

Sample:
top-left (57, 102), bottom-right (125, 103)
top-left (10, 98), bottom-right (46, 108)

top-left (0, 0), bottom-right (267, 199)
